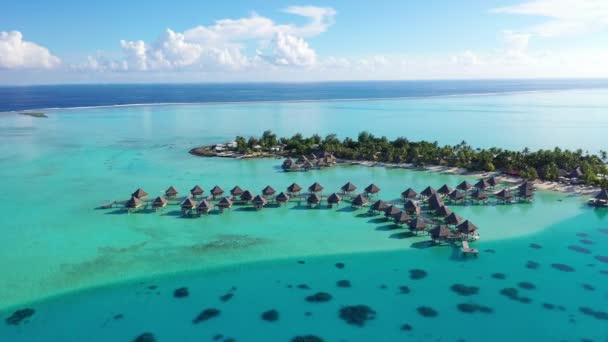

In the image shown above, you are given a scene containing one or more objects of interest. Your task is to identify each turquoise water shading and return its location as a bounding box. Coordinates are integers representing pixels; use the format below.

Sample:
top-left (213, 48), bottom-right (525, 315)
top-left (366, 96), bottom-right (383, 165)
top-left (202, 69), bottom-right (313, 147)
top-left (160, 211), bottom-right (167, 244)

top-left (1, 209), bottom-right (607, 341)
top-left (0, 89), bottom-right (607, 341)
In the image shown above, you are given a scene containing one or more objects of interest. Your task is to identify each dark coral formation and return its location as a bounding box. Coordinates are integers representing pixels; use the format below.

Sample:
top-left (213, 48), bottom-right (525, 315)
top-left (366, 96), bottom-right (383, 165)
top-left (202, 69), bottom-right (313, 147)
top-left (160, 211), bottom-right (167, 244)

top-left (526, 261), bottom-right (540, 270)
top-left (595, 256), bottom-right (608, 263)
top-left (173, 287), bottom-right (189, 298)
top-left (568, 245), bottom-right (591, 254)
top-left (456, 303), bottom-right (493, 314)
top-left (220, 293), bottom-right (234, 302)
top-left (580, 239), bottom-right (594, 245)
top-left (192, 308), bottom-right (221, 324)
top-left (147, 285), bottom-right (158, 290)
top-left (416, 306), bottom-right (438, 317)
top-left (133, 333), bottom-right (156, 342)
top-left (579, 307), bottom-right (608, 320)
top-left (529, 243), bottom-right (542, 249)
top-left (400, 323), bottom-right (413, 331)
top-left (261, 309), bottom-right (279, 322)
top-left (582, 284), bottom-right (595, 291)
top-left (339, 305), bottom-right (376, 326)
top-left (113, 314), bottom-right (124, 320)
top-left (297, 260), bottom-right (306, 264)
top-left (409, 269), bottom-right (427, 280)
top-left (491, 273), bottom-right (506, 280)
top-left (305, 292), bottom-right (332, 303)
top-left (518, 282), bottom-right (536, 290)
top-left (398, 286), bottom-right (411, 294)
top-left (483, 249), bottom-right (496, 254)
top-left (337, 280), bottom-right (351, 288)
top-left (551, 263), bottom-right (575, 272)
top-left (450, 284), bottom-right (479, 296)
top-left (335, 262), bottom-right (345, 269)
top-left (291, 335), bottom-right (324, 342)
top-left (500, 288), bottom-right (532, 304)
top-left (542, 303), bottom-right (556, 310)
top-left (5, 308), bottom-right (35, 326)
top-left (297, 284), bottom-right (311, 290)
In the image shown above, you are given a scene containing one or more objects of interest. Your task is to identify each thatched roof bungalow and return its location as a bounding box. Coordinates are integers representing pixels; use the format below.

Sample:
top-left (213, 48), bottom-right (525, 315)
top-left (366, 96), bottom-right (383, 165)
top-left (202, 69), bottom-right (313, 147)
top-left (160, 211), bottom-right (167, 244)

top-left (262, 185), bottom-right (276, 197)
top-left (230, 186), bottom-right (244, 197)
top-left (308, 182), bottom-right (324, 193)
top-left (252, 195), bottom-right (267, 209)
top-left (126, 196), bottom-right (144, 209)
top-left (438, 184), bottom-right (453, 196)
top-left (190, 185), bottom-right (204, 197)
top-left (401, 188), bottom-right (418, 199)
top-left (341, 182), bottom-right (357, 194)
top-left (364, 184), bottom-right (381, 195)
top-left (457, 220), bottom-right (478, 234)
top-left (287, 183), bottom-right (303, 194)
top-left (217, 197), bottom-right (233, 209)
top-left (456, 181), bottom-right (472, 192)
top-left (210, 185), bottom-right (224, 198)
top-left (132, 188), bottom-right (149, 199)
top-left (152, 196), bottom-right (168, 209)
top-left (421, 186), bottom-right (437, 197)
top-left (327, 193), bottom-right (343, 205)
top-left (165, 186), bottom-right (178, 198)
top-left (352, 194), bottom-right (368, 207)
top-left (240, 190), bottom-right (254, 202)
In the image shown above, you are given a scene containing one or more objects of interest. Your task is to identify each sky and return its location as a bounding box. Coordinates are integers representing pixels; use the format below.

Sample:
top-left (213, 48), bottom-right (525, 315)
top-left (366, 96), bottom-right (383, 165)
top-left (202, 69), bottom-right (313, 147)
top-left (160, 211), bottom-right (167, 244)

top-left (1, 0), bottom-right (608, 84)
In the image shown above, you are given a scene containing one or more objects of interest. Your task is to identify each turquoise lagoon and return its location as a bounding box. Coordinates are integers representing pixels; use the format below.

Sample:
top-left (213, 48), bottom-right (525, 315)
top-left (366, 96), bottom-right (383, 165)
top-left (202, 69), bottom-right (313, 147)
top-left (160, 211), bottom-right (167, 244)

top-left (0, 89), bottom-right (607, 341)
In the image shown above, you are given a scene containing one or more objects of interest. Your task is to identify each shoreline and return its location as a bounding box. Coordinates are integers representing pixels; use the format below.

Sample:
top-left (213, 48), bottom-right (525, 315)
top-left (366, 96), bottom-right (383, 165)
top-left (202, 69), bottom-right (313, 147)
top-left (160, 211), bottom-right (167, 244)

top-left (343, 160), bottom-right (601, 196)
top-left (188, 150), bottom-right (601, 197)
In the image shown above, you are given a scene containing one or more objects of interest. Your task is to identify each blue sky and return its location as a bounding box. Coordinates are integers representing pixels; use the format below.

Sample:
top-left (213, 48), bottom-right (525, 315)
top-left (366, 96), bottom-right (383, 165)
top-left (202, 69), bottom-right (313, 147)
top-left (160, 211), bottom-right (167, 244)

top-left (1, 0), bottom-right (607, 84)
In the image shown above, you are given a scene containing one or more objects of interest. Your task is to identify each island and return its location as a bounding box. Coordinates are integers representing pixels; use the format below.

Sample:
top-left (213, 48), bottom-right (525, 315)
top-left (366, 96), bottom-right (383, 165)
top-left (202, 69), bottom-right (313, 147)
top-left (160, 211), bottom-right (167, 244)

top-left (191, 130), bottom-right (608, 189)
top-left (19, 112), bottom-right (48, 118)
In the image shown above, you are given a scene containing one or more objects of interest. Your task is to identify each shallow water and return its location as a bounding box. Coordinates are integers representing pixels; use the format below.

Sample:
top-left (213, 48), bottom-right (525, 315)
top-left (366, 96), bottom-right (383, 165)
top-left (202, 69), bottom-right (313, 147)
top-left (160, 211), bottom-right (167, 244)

top-left (1, 89), bottom-right (607, 341)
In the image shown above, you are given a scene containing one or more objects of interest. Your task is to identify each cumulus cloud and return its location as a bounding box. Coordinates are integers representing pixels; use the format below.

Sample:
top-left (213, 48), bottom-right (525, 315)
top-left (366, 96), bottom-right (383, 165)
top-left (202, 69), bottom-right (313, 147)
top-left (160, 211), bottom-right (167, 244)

top-left (273, 32), bottom-right (316, 66)
top-left (85, 6), bottom-right (335, 73)
top-left (0, 31), bottom-right (60, 69)
top-left (492, 0), bottom-right (608, 37)
top-left (451, 51), bottom-right (480, 66)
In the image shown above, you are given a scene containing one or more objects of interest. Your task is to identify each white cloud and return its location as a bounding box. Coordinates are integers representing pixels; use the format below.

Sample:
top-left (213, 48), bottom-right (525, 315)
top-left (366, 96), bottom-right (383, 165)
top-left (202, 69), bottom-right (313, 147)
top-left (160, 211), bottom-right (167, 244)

top-left (492, 0), bottom-right (608, 37)
top-left (273, 32), bottom-right (316, 66)
top-left (451, 50), bottom-right (480, 66)
top-left (0, 31), bottom-right (60, 69)
top-left (85, 6), bottom-right (335, 73)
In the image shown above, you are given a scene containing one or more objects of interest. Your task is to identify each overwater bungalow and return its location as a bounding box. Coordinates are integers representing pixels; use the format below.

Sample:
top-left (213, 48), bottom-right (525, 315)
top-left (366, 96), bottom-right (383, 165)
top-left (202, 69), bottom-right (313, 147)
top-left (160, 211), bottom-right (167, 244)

top-left (471, 189), bottom-right (488, 204)
top-left (435, 205), bottom-right (452, 217)
top-left (262, 185), bottom-right (276, 198)
top-left (132, 188), bottom-right (149, 199)
top-left (364, 183), bottom-right (381, 196)
top-left (590, 189), bottom-right (608, 207)
top-left (316, 159), bottom-right (328, 167)
top-left (487, 176), bottom-right (498, 187)
top-left (421, 186), bottom-right (437, 198)
top-left (181, 197), bottom-right (197, 215)
top-left (518, 186), bottom-right (534, 202)
top-left (287, 183), bottom-right (303, 195)
top-left (190, 185), bottom-right (204, 198)
top-left (252, 195), bottom-right (267, 210)
top-left (428, 194), bottom-right (444, 210)
top-left (307, 193), bottom-right (322, 207)
top-left (230, 186), bottom-right (244, 197)
top-left (370, 199), bottom-right (388, 213)
top-left (393, 211), bottom-right (412, 226)
top-left (520, 181), bottom-right (534, 190)
top-left (196, 199), bottom-right (214, 214)
top-left (352, 194), bottom-right (368, 208)
top-left (275, 192), bottom-right (290, 205)
top-left (125, 196), bottom-right (144, 211)
top-left (210, 185), bottom-right (224, 198)
top-left (457, 220), bottom-right (479, 238)
top-left (401, 188), bottom-right (418, 200)
top-left (438, 184), bottom-right (453, 196)
top-left (341, 182), bottom-right (358, 194)
top-left (297, 155), bottom-right (309, 164)
top-left (152, 196), bottom-right (168, 211)
top-left (409, 217), bottom-right (427, 234)
top-left (309, 182), bottom-right (324, 193)
top-left (282, 158), bottom-right (296, 170)
top-left (445, 212), bottom-right (463, 226)
top-left (404, 200), bottom-right (421, 215)
top-left (430, 224), bottom-right (451, 242)
top-left (240, 190), bottom-right (254, 202)
top-left (165, 186), bottom-right (178, 198)
top-left (495, 189), bottom-right (513, 203)
top-left (217, 197), bottom-right (233, 210)
top-left (449, 189), bottom-right (465, 203)
top-left (475, 179), bottom-right (491, 190)
top-left (327, 193), bottom-right (343, 207)
top-left (302, 160), bottom-right (315, 170)
top-left (456, 181), bottom-right (473, 192)
top-left (384, 205), bottom-right (401, 220)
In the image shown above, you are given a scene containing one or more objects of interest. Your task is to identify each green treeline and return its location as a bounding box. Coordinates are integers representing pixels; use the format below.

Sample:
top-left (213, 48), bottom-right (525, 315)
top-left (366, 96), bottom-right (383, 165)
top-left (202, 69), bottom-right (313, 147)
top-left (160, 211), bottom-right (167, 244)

top-left (233, 130), bottom-right (608, 187)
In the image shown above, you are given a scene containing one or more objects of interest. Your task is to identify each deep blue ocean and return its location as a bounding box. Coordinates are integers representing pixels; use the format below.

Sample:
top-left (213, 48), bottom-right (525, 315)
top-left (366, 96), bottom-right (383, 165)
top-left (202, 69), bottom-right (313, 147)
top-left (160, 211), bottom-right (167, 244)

top-left (2, 79), bottom-right (608, 112)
